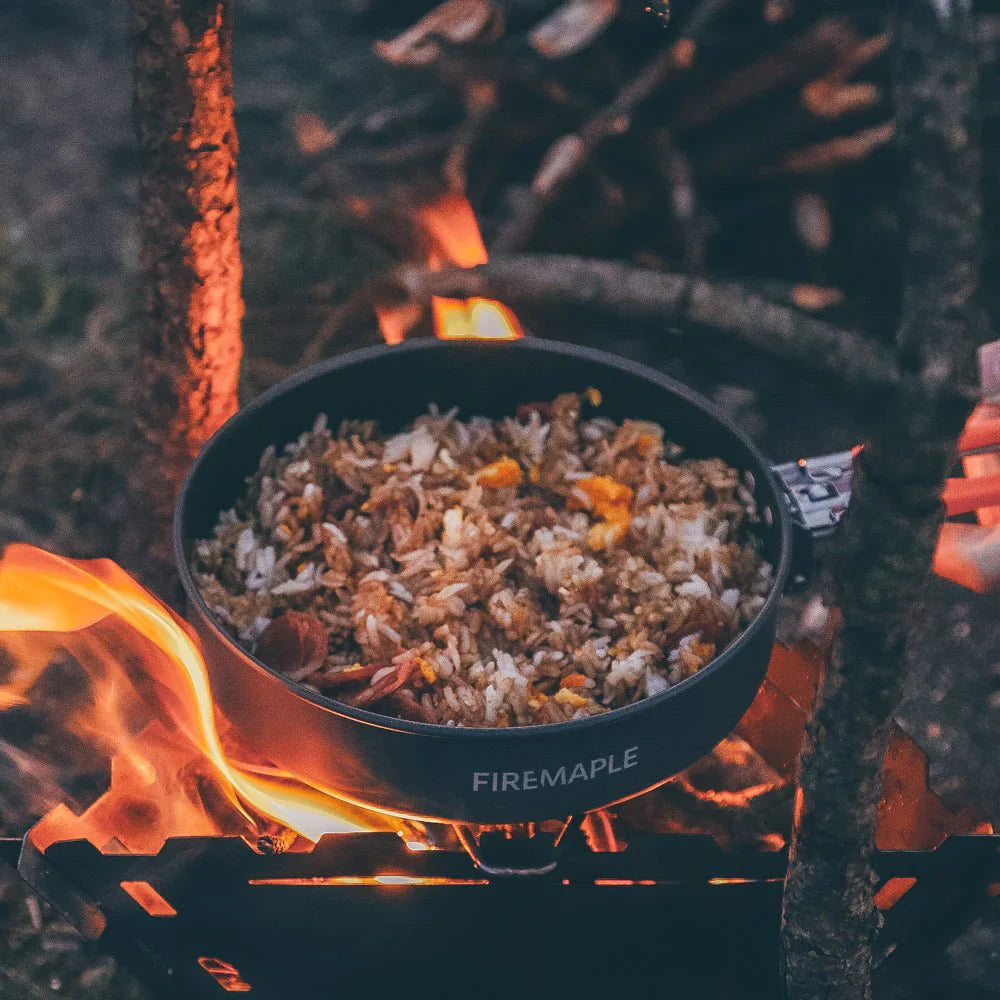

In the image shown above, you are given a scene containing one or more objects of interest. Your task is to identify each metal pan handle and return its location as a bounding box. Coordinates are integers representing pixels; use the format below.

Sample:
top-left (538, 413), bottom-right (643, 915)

top-left (453, 824), bottom-right (564, 876)
top-left (771, 448), bottom-right (857, 589)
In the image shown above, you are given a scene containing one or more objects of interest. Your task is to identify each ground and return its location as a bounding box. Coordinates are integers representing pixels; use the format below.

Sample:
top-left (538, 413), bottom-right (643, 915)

top-left (0, 0), bottom-right (997, 997)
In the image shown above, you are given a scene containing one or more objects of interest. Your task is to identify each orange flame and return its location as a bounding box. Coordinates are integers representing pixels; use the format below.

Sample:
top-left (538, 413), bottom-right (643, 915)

top-left (430, 296), bottom-right (524, 342)
top-left (420, 192), bottom-right (490, 270)
top-left (376, 192), bottom-right (524, 343)
top-left (0, 545), bottom-right (381, 852)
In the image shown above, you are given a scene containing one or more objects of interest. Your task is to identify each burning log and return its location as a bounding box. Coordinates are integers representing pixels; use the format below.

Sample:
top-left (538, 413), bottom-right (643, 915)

top-left (127, 0), bottom-right (244, 593)
top-left (398, 253), bottom-right (899, 390)
top-left (780, 3), bottom-right (988, 999)
top-left (289, 0), bottom-right (1000, 384)
top-left (256, 826), bottom-right (298, 856)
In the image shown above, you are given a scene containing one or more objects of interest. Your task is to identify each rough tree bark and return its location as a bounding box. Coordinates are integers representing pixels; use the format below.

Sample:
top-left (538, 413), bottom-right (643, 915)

top-left (400, 255), bottom-right (899, 391)
top-left (781, 3), bottom-right (987, 998)
top-left (128, 0), bottom-right (243, 591)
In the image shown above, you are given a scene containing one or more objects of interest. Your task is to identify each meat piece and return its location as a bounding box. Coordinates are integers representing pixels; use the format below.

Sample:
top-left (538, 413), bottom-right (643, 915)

top-left (256, 612), bottom-right (327, 674)
top-left (345, 659), bottom-right (418, 708)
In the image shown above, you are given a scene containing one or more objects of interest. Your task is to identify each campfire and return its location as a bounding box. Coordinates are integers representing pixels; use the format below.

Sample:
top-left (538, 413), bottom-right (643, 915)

top-left (374, 191), bottom-right (524, 344)
top-left (0, 540), bottom-right (990, 851)
top-left (1, 546), bottom-right (993, 998)
top-left (0, 193), bottom-right (532, 856)
top-left (0, 546), bottom-right (387, 854)
top-left (2, 355), bottom-right (998, 995)
top-left (2, 159), bottom-right (998, 1000)
top-left (2, 0), bottom-right (998, 998)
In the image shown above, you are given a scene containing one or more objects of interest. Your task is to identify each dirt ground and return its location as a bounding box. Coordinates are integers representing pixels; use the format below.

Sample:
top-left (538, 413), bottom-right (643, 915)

top-left (0, 1), bottom-right (997, 997)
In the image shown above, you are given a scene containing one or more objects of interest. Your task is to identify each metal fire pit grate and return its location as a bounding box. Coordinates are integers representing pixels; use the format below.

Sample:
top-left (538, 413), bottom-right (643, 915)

top-left (3, 828), bottom-right (999, 999)
top-left (2, 642), bottom-right (998, 1000)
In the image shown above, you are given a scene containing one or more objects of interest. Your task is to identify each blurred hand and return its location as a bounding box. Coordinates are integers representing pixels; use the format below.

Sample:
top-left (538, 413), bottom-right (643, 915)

top-left (934, 403), bottom-right (1000, 593)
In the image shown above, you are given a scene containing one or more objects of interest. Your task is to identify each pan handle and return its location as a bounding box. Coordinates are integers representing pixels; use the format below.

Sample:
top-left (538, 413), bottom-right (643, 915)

top-left (452, 824), bottom-right (568, 876)
top-left (771, 448), bottom-right (857, 589)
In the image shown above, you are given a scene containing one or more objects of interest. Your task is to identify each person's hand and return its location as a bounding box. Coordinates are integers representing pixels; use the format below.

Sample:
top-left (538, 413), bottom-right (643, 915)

top-left (934, 403), bottom-right (1000, 592)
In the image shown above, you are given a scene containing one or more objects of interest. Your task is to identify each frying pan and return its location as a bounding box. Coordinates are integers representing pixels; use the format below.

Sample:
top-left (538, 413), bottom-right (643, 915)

top-left (175, 338), bottom-right (794, 825)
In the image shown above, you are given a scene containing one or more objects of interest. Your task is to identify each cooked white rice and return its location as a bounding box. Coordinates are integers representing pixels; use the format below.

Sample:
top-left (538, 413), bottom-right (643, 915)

top-left (193, 391), bottom-right (771, 727)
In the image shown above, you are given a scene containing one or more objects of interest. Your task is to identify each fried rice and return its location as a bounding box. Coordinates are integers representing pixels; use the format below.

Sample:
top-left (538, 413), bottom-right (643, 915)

top-left (192, 391), bottom-right (772, 728)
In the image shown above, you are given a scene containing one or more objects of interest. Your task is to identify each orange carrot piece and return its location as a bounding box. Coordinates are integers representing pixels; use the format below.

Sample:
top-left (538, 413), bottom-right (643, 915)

top-left (477, 456), bottom-right (523, 488)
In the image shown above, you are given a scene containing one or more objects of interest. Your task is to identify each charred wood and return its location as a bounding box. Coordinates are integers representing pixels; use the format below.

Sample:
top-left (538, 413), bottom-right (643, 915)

top-left (780, 3), bottom-right (988, 998)
top-left (128, 0), bottom-right (243, 595)
top-left (491, 0), bottom-right (737, 253)
top-left (399, 253), bottom-right (899, 389)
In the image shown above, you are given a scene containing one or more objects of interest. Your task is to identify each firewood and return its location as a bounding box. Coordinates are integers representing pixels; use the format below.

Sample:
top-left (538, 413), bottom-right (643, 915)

top-left (398, 253), bottom-right (900, 389)
top-left (375, 0), bottom-right (500, 68)
top-left (491, 0), bottom-right (738, 253)
top-left (127, 0), bottom-right (243, 595)
top-left (767, 120), bottom-right (896, 176)
top-left (692, 85), bottom-right (888, 180)
top-left (780, 3), bottom-right (988, 998)
top-left (527, 0), bottom-right (619, 59)
top-left (668, 18), bottom-right (866, 131)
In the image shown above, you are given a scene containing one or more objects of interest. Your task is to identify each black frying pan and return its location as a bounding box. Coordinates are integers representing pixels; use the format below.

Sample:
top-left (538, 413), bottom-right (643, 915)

top-left (175, 339), bottom-right (793, 825)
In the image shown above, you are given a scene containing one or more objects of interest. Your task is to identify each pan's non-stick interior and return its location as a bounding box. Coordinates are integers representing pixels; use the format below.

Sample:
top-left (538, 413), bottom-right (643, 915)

top-left (180, 339), bottom-right (786, 575)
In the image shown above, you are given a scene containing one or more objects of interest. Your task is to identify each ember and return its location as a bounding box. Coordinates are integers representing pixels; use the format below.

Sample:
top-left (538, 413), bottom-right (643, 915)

top-left (376, 192), bottom-right (524, 343)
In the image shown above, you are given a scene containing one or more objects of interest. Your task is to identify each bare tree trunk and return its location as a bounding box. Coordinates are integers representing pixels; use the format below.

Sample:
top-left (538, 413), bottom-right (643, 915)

top-left (128, 0), bottom-right (243, 591)
top-left (781, 3), bottom-right (986, 998)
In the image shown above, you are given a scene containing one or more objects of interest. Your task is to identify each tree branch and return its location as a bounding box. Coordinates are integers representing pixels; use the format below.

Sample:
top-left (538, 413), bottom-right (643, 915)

top-left (491, 0), bottom-right (736, 253)
top-left (399, 254), bottom-right (900, 390)
top-left (128, 0), bottom-right (244, 593)
top-left (780, 2), bottom-right (987, 997)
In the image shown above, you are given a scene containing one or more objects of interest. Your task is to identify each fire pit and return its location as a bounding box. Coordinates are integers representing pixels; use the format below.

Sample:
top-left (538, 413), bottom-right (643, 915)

top-left (3, 641), bottom-right (997, 1000)
top-left (1, 477), bottom-right (997, 996)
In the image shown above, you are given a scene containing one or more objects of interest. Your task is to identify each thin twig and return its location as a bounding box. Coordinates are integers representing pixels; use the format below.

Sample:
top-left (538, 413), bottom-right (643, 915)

top-left (643, 127), bottom-right (713, 272)
top-left (444, 83), bottom-right (500, 191)
top-left (766, 120), bottom-right (896, 176)
top-left (669, 16), bottom-right (863, 130)
top-left (398, 254), bottom-right (900, 390)
top-left (299, 290), bottom-right (381, 366)
top-left (491, 0), bottom-right (736, 253)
